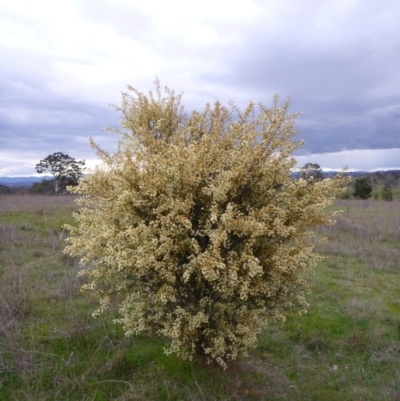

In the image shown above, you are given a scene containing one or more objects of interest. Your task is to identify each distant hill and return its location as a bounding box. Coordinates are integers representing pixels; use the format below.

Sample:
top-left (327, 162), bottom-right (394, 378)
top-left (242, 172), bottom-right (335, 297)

top-left (0, 176), bottom-right (52, 187)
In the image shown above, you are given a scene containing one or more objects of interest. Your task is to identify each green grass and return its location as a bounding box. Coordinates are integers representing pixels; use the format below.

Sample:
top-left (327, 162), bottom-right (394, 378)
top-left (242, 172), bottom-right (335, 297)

top-left (1, 195), bottom-right (400, 400)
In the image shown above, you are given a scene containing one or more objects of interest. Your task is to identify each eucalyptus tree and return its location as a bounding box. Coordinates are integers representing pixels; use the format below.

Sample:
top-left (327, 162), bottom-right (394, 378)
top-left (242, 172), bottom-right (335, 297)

top-left (35, 152), bottom-right (85, 195)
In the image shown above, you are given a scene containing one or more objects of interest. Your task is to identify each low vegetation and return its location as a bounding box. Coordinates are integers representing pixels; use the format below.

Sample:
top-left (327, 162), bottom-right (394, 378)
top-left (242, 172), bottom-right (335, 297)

top-left (1, 193), bottom-right (399, 400)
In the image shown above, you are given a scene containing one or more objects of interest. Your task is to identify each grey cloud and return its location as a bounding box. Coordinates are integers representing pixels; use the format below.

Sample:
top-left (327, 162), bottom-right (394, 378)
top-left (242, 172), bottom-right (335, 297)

top-left (199, 1), bottom-right (400, 153)
top-left (1, 0), bottom-right (400, 176)
top-left (0, 68), bottom-right (119, 162)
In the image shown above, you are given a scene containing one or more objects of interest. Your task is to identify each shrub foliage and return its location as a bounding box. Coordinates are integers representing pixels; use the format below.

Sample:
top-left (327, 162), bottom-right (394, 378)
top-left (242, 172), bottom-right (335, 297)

top-left (65, 82), bottom-right (347, 368)
top-left (353, 177), bottom-right (372, 199)
top-left (382, 184), bottom-right (393, 201)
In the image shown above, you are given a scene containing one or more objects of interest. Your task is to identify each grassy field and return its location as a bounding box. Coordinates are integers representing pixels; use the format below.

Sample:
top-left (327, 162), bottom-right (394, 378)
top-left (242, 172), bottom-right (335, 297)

top-left (0, 195), bottom-right (399, 400)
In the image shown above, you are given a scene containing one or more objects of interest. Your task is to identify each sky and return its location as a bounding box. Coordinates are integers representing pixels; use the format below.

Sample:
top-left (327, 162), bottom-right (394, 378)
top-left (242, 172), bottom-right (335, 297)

top-left (1, 0), bottom-right (400, 176)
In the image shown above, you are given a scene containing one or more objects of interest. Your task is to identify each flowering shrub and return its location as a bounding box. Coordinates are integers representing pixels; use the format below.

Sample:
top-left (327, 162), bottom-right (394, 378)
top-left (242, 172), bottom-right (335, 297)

top-left (65, 81), bottom-right (347, 368)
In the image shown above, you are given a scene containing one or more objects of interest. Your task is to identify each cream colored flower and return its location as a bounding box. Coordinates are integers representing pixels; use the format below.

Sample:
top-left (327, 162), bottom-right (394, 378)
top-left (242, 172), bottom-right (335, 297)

top-left (64, 80), bottom-right (348, 368)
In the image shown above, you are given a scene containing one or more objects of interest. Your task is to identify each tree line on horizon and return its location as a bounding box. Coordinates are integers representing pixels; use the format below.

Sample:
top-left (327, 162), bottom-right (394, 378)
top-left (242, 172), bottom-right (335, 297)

top-left (0, 158), bottom-right (398, 200)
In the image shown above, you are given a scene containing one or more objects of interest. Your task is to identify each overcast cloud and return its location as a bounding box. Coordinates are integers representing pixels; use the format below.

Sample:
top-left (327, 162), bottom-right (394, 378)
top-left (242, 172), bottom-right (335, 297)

top-left (1, 0), bottom-right (399, 176)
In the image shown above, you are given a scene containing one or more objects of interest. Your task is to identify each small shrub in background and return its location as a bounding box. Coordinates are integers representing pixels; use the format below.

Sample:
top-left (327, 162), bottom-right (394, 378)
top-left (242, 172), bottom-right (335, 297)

top-left (381, 184), bottom-right (393, 201)
top-left (353, 177), bottom-right (373, 199)
top-left (65, 81), bottom-right (348, 368)
top-left (338, 191), bottom-right (350, 200)
top-left (30, 179), bottom-right (56, 195)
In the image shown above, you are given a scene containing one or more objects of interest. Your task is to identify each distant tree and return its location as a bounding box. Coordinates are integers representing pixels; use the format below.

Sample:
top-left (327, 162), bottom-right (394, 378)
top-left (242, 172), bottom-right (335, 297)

top-left (0, 184), bottom-right (12, 195)
top-left (381, 184), bottom-right (393, 201)
top-left (35, 152), bottom-right (85, 195)
top-left (353, 178), bottom-right (372, 199)
top-left (300, 163), bottom-right (324, 181)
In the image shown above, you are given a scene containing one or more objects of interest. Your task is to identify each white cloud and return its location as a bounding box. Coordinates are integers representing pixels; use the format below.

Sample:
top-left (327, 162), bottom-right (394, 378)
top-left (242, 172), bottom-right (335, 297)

top-left (296, 148), bottom-right (400, 171)
top-left (133, 0), bottom-right (258, 22)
